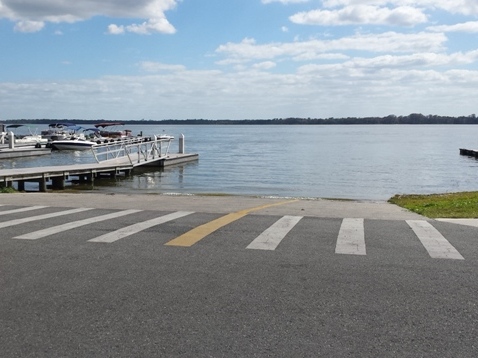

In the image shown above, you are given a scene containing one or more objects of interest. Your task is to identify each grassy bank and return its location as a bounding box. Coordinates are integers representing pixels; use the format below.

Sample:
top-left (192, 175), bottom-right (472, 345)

top-left (0, 187), bottom-right (17, 194)
top-left (388, 192), bottom-right (478, 218)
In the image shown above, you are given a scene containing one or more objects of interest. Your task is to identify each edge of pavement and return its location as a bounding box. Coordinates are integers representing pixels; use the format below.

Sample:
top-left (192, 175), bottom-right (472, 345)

top-left (0, 192), bottom-right (425, 220)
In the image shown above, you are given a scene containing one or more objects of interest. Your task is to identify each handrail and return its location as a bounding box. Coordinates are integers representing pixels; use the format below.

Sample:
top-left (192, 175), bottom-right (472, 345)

top-left (90, 136), bottom-right (173, 165)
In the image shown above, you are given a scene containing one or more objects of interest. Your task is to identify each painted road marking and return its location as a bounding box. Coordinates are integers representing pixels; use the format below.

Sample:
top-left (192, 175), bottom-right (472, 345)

top-left (165, 200), bottom-right (299, 247)
top-left (89, 211), bottom-right (194, 243)
top-left (0, 208), bottom-right (93, 229)
top-left (335, 218), bottom-right (366, 255)
top-left (13, 209), bottom-right (142, 240)
top-left (247, 215), bottom-right (303, 250)
top-left (406, 220), bottom-right (464, 260)
top-left (0, 206), bottom-right (48, 216)
top-left (436, 218), bottom-right (478, 228)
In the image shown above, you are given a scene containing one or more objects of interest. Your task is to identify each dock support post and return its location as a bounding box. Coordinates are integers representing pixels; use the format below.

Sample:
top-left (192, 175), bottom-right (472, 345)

top-left (39, 174), bottom-right (48, 192)
top-left (86, 172), bottom-right (94, 183)
top-left (52, 177), bottom-right (65, 190)
top-left (179, 134), bottom-right (185, 154)
top-left (17, 181), bottom-right (25, 191)
top-left (1, 177), bottom-right (12, 188)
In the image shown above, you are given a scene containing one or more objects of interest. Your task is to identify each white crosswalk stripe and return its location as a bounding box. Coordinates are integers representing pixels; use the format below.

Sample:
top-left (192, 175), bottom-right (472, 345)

top-left (88, 211), bottom-right (195, 243)
top-left (246, 215), bottom-right (303, 250)
top-left (406, 220), bottom-right (464, 260)
top-left (0, 206), bottom-right (48, 216)
top-left (0, 207), bottom-right (93, 229)
top-left (335, 218), bottom-right (366, 255)
top-left (13, 209), bottom-right (142, 240)
top-left (0, 206), bottom-right (472, 261)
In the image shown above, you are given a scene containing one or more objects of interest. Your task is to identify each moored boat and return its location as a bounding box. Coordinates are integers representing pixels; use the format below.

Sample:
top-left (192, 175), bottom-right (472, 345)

top-left (94, 122), bottom-right (133, 139)
top-left (50, 137), bottom-right (98, 151)
top-left (41, 123), bottom-right (79, 141)
top-left (4, 124), bottom-right (48, 146)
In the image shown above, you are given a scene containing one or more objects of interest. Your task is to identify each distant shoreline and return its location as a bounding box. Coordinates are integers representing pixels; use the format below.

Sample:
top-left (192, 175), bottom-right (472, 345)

top-left (3, 113), bottom-right (478, 126)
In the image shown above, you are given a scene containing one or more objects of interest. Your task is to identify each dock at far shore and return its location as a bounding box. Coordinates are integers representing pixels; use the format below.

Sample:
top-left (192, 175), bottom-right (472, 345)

top-left (459, 148), bottom-right (478, 158)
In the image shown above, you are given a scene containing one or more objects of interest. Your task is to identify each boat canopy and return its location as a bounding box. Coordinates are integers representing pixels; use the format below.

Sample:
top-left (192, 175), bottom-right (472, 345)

top-left (48, 122), bottom-right (76, 128)
top-left (83, 127), bottom-right (100, 132)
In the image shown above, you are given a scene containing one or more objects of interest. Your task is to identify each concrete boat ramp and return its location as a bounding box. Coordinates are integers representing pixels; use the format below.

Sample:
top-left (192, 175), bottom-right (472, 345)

top-left (0, 136), bottom-right (198, 192)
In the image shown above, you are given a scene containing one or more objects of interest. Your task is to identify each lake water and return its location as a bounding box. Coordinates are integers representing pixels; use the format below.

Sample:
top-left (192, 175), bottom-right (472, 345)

top-left (3, 124), bottom-right (478, 200)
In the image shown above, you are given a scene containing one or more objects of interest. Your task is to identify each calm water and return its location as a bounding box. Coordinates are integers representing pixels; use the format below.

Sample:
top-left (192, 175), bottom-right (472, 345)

top-left (3, 125), bottom-right (478, 200)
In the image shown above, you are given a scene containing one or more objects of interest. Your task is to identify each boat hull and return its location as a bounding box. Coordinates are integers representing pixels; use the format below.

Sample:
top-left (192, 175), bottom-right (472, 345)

top-left (51, 140), bottom-right (97, 151)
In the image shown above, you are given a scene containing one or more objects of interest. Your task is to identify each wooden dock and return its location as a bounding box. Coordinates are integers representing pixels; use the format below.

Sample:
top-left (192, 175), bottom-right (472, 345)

top-left (0, 137), bottom-right (198, 192)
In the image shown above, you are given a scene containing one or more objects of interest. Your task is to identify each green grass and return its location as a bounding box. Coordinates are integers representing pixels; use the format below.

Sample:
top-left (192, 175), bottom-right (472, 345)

top-left (0, 187), bottom-right (17, 194)
top-left (388, 192), bottom-right (478, 218)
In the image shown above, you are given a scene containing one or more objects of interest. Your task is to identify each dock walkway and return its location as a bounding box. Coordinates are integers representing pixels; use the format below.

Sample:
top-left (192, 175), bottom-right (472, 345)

top-left (0, 136), bottom-right (198, 192)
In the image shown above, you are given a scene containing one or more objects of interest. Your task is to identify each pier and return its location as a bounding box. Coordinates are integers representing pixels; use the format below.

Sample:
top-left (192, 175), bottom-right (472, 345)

top-left (459, 148), bottom-right (478, 157)
top-left (0, 135), bottom-right (198, 192)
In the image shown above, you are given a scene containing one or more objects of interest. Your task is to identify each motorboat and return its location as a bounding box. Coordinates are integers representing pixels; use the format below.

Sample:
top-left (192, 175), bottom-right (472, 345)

top-left (94, 122), bottom-right (133, 139)
top-left (50, 137), bottom-right (98, 151)
top-left (155, 130), bottom-right (174, 140)
top-left (41, 123), bottom-right (79, 141)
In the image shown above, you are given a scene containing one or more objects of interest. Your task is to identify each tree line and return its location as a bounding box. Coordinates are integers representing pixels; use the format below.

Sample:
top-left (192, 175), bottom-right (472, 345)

top-left (4, 113), bottom-right (478, 125)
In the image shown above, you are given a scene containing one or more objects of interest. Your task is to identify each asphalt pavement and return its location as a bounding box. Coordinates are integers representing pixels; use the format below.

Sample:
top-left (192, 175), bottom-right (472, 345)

top-left (1, 193), bottom-right (477, 357)
top-left (0, 192), bottom-right (425, 219)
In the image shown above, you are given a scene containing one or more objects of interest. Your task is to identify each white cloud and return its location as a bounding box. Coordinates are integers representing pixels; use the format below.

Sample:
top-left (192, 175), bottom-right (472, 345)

top-left (120, 18), bottom-right (176, 35)
top-left (13, 20), bottom-right (44, 32)
top-left (216, 32), bottom-right (447, 63)
top-left (107, 24), bottom-right (125, 35)
top-left (322, 0), bottom-right (478, 16)
top-left (2, 65), bottom-right (478, 120)
top-left (252, 61), bottom-right (277, 70)
top-left (140, 62), bottom-right (187, 72)
top-left (0, 0), bottom-right (178, 34)
top-left (290, 5), bottom-right (428, 26)
top-left (297, 51), bottom-right (478, 75)
top-left (428, 21), bottom-right (478, 33)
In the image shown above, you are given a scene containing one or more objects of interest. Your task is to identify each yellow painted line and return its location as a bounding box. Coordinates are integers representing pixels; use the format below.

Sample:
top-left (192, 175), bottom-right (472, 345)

top-left (165, 199), bottom-right (298, 247)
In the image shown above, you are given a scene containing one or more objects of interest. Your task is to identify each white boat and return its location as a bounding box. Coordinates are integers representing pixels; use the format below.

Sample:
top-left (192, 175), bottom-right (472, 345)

top-left (4, 124), bottom-right (48, 146)
top-left (41, 123), bottom-right (79, 141)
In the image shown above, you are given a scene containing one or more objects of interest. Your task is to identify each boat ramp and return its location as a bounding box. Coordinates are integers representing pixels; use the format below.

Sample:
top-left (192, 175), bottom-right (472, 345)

top-left (0, 135), bottom-right (198, 192)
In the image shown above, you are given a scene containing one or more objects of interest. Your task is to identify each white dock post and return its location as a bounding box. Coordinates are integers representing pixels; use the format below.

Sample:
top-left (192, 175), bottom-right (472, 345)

top-left (8, 131), bottom-right (15, 149)
top-left (179, 134), bottom-right (185, 154)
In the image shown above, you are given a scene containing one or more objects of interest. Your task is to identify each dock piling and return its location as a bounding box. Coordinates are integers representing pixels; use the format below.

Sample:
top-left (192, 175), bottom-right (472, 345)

top-left (179, 134), bottom-right (185, 154)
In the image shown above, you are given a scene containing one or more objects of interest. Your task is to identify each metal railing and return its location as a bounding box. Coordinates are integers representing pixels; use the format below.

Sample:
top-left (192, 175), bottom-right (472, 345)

top-left (90, 135), bottom-right (173, 165)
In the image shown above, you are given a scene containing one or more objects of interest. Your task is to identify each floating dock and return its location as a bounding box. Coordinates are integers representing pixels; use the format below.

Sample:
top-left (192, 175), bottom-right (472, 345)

top-left (0, 135), bottom-right (198, 192)
top-left (459, 148), bottom-right (478, 157)
top-left (0, 144), bottom-right (51, 159)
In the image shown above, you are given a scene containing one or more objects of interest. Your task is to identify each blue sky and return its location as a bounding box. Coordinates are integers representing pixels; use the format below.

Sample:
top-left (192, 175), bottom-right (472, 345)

top-left (1, 0), bottom-right (478, 120)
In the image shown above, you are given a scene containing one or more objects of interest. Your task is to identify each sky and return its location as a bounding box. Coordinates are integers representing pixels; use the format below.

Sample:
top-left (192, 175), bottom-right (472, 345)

top-left (1, 0), bottom-right (478, 121)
